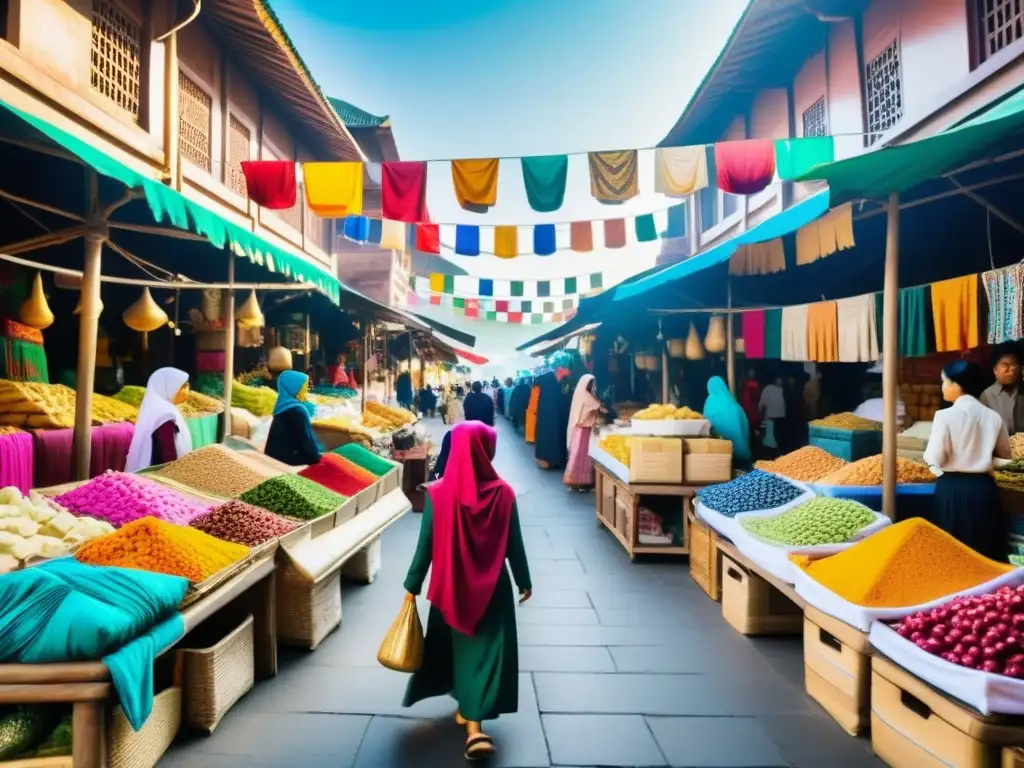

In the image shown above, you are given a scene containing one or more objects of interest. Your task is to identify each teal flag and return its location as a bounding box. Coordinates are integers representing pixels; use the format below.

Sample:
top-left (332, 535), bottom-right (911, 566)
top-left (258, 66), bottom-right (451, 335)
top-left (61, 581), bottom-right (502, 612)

top-left (520, 155), bottom-right (569, 212)
top-left (774, 137), bottom-right (835, 180)
top-left (635, 213), bottom-right (658, 242)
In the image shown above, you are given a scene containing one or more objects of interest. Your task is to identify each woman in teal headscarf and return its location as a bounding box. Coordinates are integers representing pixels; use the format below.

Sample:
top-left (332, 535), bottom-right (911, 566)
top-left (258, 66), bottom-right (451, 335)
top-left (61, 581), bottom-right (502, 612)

top-left (703, 376), bottom-right (751, 464)
top-left (265, 370), bottom-right (322, 466)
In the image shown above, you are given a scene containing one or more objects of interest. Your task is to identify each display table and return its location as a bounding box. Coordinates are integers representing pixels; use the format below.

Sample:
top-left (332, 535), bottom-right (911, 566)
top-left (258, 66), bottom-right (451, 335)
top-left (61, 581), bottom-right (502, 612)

top-left (395, 443), bottom-right (429, 512)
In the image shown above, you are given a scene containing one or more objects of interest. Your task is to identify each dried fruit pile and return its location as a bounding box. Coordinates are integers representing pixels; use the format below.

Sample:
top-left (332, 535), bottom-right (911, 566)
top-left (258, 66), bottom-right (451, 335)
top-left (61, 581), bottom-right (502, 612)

top-left (810, 413), bottom-right (881, 430)
top-left (190, 500), bottom-right (296, 546)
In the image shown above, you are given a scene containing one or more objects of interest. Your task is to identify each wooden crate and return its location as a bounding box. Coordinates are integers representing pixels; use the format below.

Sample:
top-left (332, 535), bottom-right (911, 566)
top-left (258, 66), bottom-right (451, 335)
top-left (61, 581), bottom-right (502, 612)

top-left (872, 656), bottom-right (1024, 768)
top-left (803, 606), bottom-right (871, 735)
top-left (721, 553), bottom-right (802, 636)
top-left (687, 508), bottom-right (720, 601)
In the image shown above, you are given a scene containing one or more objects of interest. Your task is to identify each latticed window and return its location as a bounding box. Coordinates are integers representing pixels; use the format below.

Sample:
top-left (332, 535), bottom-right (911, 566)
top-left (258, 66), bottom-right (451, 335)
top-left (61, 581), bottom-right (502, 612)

top-left (304, 203), bottom-right (325, 250)
top-left (974, 0), bottom-right (1024, 64)
top-left (178, 72), bottom-right (212, 172)
top-left (864, 40), bottom-right (903, 145)
top-left (90, 0), bottom-right (141, 119)
top-left (275, 184), bottom-right (303, 232)
top-left (226, 115), bottom-right (251, 196)
top-left (802, 96), bottom-right (828, 138)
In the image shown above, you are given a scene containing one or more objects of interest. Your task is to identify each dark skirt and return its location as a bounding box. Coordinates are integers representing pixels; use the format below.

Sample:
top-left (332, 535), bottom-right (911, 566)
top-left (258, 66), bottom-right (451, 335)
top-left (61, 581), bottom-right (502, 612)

top-left (933, 472), bottom-right (1005, 561)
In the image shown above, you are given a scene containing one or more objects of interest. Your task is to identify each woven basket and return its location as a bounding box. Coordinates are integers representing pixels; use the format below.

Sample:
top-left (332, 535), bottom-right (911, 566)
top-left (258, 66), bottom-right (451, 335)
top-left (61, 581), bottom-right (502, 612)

top-left (342, 537), bottom-right (382, 584)
top-left (108, 686), bottom-right (182, 768)
top-left (276, 563), bottom-right (342, 649)
top-left (179, 615), bottom-right (255, 733)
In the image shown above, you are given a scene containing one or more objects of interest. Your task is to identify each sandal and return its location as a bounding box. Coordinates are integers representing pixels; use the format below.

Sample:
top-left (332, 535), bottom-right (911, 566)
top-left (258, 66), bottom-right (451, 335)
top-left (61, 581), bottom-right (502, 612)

top-left (464, 733), bottom-right (496, 761)
top-left (454, 712), bottom-right (467, 726)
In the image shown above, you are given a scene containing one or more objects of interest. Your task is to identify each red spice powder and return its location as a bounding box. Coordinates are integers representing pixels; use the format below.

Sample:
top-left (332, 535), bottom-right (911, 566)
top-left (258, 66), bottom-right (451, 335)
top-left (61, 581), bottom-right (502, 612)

top-left (299, 453), bottom-right (376, 497)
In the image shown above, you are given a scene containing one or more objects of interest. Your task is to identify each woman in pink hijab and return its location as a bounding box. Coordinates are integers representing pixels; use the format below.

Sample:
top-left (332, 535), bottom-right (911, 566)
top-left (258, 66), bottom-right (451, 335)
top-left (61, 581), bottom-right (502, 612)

top-left (402, 421), bottom-right (532, 760)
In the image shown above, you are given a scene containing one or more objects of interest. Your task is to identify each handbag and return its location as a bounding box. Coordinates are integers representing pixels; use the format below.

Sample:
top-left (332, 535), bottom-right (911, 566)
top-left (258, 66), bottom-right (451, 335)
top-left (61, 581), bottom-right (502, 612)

top-left (377, 596), bottom-right (424, 672)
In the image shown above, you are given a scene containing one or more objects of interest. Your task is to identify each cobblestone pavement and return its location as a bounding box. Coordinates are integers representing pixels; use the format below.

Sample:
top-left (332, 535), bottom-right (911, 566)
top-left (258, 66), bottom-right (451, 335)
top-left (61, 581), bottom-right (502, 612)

top-left (162, 417), bottom-right (883, 767)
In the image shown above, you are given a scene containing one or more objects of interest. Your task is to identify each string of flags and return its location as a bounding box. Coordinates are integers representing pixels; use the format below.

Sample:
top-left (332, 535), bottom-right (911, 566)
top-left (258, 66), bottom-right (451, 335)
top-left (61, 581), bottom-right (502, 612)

top-left (238, 135), bottom-right (835, 221)
top-left (411, 272), bottom-right (602, 298)
top-left (411, 279), bottom-right (588, 312)
top-left (408, 291), bottom-right (577, 325)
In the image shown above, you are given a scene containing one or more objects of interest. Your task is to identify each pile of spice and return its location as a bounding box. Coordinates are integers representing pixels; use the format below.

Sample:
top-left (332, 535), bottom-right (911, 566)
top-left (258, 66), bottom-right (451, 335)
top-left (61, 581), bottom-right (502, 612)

top-left (152, 444), bottom-right (270, 497)
top-left (332, 443), bottom-right (395, 477)
top-left (818, 455), bottom-right (935, 486)
top-left (299, 454), bottom-right (377, 497)
top-left (755, 446), bottom-right (847, 482)
top-left (740, 498), bottom-right (876, 546)
top-left (697, 471), bottom-right (804, 517)
top-left (793, 518), bottom-right (1013, 607)
top-left (1012, 433), bottom-right (1024, 461)
top-left (190, 500), bottom-right (296, 546)
top-left (76, 517), bottom-right (249, 582)
top-left (810, 413), bottom-right (882, 430)
top-left (239, 473), bottom-right (345, 521)
top-left (995, 460), bottom-right (1024, 490)
top-left (54, 471), bottom-right (210, 527)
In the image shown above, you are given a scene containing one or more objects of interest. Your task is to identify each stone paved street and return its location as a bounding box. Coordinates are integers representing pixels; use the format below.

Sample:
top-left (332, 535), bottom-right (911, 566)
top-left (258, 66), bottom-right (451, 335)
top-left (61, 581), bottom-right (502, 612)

top-left (162, 417), bottom-right (884, 767)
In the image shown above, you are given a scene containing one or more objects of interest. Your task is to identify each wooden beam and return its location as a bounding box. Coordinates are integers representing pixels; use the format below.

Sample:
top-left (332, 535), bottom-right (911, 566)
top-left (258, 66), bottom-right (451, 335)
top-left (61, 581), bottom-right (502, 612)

top-left (882, 192), bottom-right (900, 519)
top-left (222, 254), bottom-right (236, 439)
top-left (72, 170), bottom-right (103, 481)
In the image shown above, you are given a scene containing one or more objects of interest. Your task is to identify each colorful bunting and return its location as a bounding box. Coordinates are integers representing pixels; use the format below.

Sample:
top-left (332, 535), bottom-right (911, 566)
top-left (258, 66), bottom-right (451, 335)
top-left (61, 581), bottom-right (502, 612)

top-left (380, 219), bottom-right (406, 250)
top-left (714, 139), bottom-right (776, 195)
top-left (635, 213), bottom-right (658, 243)
top-left (343, 215), bottom-right (369, 243)
top-left (413, 272), bottom-right (603, 299)
top-left (533, 224), bottom-right (557, 256)
top-left (367, 218), bottom-right (383, 245)
top-left (303, 162), bottom-right (363, 217)
top-left (654, 146), bottom-right (708, 197)
top-left (455, 225), bottom-right (480, 256)
top-left (451, 158), bottom-right (500, 210)
top-left (382, 161), bottom-right (428, 223)
top-left (588, 150), bottom-right (639, 203)
top-left (663, 204), bottom-right (687, 238)
top-left (774, 136), bottom-right (835, 180)
top-left (241, 160), bottom-right (296, 209)
top-left (415, 223), bottom-right (440, 254)
top-left (570, 221), bottom-right (593, 253)
top-left (521, 154), bottom-right (569, 213)
top-left (494, 226), bottom-right (519, 259)
top-left (604, 218), bottom-right (627, 249)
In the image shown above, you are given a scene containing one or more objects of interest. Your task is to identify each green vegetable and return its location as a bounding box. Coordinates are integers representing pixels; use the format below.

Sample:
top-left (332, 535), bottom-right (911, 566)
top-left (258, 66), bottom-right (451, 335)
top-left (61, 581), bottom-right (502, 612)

top-left (0, 705), bottom-right (59, 759)
top-left (30, 715), bottom-right (71, 758)
top-left (238, 474), bottom-right (346, 520)
top-left (740, 497), bottom-right (876, 547)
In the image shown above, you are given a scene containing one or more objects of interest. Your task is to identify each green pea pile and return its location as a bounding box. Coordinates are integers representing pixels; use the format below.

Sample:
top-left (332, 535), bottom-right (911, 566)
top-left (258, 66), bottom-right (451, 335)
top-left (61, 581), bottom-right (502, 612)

top-left (238, 473), bottom-right (345, 521)
top-left (740, 497), bottom-right (876, 547)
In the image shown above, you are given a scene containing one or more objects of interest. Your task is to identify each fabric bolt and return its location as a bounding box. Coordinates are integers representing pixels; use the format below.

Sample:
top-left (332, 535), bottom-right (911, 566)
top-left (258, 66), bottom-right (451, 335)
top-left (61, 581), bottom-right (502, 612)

top-left (533, 224), bottom-right (557, 255)
top-left (742, 311), bottom-right (767, 359)
top-left (634, 213), bottom-right (658, 242)
top-left (796, 203), bottom-right (855, 265)
top-left (520, 154), bottom-right (568, 212)
top-left (781, 304), bottom-right (809, 361)
top-left (380, 219), bottom-right (406, 250)
top-left (570, 221), bottom-right (594, 252)
top-left (806, 301), bottom-right (839, 362)
top-left (30, 427), bottom-right (72, 487)
top-left (982, 263), bottom-right (1024, 344)
top-left (714, 139), bottom-right (776, 195)
top-left (654, 146), bottom-right (708, 197)
top-left (588, 150), bottom-right (639, 203)
top-left (302, 162), bottom-right (363, 217)
top-left (93, 422), bottom-right (134, 478)
top-left (664, 204), bottom-right (687, 238)
top-left (494, 226), bottom-right (519, 258)
top-left (931, 275), bottom-right (980, 352)
top-left (343, 215), bottom-right (370, 242)
top-left (774, 136), bottom-right (835, 180)
top-left (240, 160), bottom-right (296, 209)
top-left (455, 225), bottom-right (480, 256)
top-left (764, 308), bottom-right (783, 359)
top-left (367, 218), bottom-right (383, 245)
top-left (382, 161), bottom-right (428, 223)
top-left (836, 294), bottom-right (880, 362)
top-left (451, 158), bottom-right (500, 210)
top-left (0, 431), bottom-right (33, 494)
top-left (416, 224), bottom-right (440, 254)
top-left (730, 239), bottom-right (785, 276)
top-left (604, 218), bottom-right (627, 249)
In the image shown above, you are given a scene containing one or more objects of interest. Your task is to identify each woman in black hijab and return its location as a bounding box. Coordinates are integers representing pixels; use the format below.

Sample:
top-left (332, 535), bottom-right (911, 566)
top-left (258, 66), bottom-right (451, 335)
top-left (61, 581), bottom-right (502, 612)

top-left (534, 372), bottom-right (570, 469)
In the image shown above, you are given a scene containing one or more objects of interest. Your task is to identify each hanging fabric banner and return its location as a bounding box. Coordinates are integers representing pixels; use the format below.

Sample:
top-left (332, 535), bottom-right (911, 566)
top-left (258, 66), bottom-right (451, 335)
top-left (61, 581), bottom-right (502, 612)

top-left (588, 150), bottom-right (639, 203)
top-left (241, 160), bottom-right (296, 209)
top-left (451, 158), bottom-right (500, 211)
top-left (343, 215), bottom-right (369, 243)
top-left (415, 223), bottom-right (440, 254)
top-left (774, 136), bottom-right (835, 180)
top-left (367, 218), bottom-right (383, 245)
top-left (382, 161), bottom-right (428, 222)
top-left (494, 226), bottom-right (519, 258)
top-left (414, 272), bottom-right (603, 299)
top-left (570, 221), bottom-right (593, 253)
top-left (654, 146), bottom-right (708, 197)
top-left (730, 240), bottom-right (785, 276)
top-left (663, 204), bottom-right (686, 238)
top-left (533, 224), bottom-right (556, 256)
top-left (521, 154), bottom-right (569, 212)
top-left (455, 225), bottom-right (480, 256)
top-left (380, 219), bottom-right (406, 250)
top-left (303, 162), bottom-right (363, 217)
top-left (603, 219), bottom-right (627, 249)
top-left (634, 213), bottom-right (657, 243)
top-left (714, 139), bottom-right (776, 195)
top-left (795, 203), bottom-right (854, 265)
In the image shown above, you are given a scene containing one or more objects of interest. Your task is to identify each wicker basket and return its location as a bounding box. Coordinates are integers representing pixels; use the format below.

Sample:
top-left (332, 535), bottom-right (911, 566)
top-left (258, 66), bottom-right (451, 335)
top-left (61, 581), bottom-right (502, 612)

top-left (179, 615), bottom-right (255, 733)
top-left (276, 563), bottom-right (342, 649)
top-left (107, 686), bottom-right (182, 768)
top-left (341, 537), bottom-right (382, 584)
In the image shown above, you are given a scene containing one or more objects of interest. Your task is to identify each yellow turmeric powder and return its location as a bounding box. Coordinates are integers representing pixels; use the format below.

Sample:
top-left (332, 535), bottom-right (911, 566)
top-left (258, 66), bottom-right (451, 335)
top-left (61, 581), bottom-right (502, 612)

top-left (793, 518), bottom-right (1012, 607)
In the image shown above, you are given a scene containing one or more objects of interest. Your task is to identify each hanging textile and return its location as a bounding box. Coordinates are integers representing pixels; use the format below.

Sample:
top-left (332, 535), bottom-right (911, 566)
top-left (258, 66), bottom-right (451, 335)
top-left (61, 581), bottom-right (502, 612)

top-left (451, 158), bottom-right (499, 210)
top-left (533, 224), bottom-right (557, 256)
top-left (663, 204), bottom-right (687, 239)
top-left (781, 305), bottom-right (809, 361)
top-left (837, 294), bottom-right (879, 362)
top-left (455, 225), bottom-right (480, 256)
top-left (343, 215), bottom-right (369, 243)
top-left (520, 155), bottom-right (568, 213)
top-left (494, 226), bottom-right (519, 258)
top-left (302, 162), bottom-right (363, 217)
top-left (806, 302), bottom-right (839, 362)
top-left (714, 139), bottom-right (776, 195)
top-left (241, 160), bottom-right (296, 209)
top-left (729, 239), bottom-right (785, 276)
top-left (380, 219), bottom-right (406, 250)
top-left (764, 308), bottom-right (783, 359)
top-left (774, 137), bottom-right (835, 180)
top-left (415, 223), bottom-right (440, 255)
top-left (604, 219), bottom-right (627, 249)
top-left (382, 161), bottom-right (428, 223)
top-left (654, 146), bottom-right (708, 197)
top-left (429, 273), bottom-right (445, 293)
top-left (876, 288), bottom-right (930, 358)
top-left (982, 263), bottom-right (1024, 344)
top-left (796, 203), bottom-right (855, 265)
top-left (588, 150), bottom-right (639, 203)
top-left (931, 274), bottom-right (980, 352)
top-left (571, 221), bottom-right (594, 252)
top-left (634, 214), bottom-right (657, 243)
top-left (478, 279), bottom-right (494, 297)
top-left (367, 218), bottom-right (383, 245)
top-left (742, 311), bottom-right (766, 359)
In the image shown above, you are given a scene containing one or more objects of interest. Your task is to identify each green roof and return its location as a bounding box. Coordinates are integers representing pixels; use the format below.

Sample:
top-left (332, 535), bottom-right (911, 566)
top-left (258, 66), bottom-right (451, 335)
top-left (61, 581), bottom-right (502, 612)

top-left (328, 98), bottom-right (389, 129)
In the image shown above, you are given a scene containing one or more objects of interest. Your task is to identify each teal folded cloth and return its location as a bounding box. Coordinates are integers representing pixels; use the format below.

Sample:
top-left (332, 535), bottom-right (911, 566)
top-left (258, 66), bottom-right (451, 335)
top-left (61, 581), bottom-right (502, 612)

top-left (520, 155), bottom-right (568, 213)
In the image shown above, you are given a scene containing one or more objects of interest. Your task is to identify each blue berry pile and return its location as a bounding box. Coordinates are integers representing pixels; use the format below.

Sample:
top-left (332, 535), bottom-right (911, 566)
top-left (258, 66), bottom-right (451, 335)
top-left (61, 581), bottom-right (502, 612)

top-left (697, 470), bottom-right (804, 517)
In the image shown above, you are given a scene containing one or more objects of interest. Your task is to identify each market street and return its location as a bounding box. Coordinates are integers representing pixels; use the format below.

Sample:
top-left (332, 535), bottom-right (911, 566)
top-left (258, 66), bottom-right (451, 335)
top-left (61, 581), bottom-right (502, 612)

top-left (162, 417), bottom-right (883, 767)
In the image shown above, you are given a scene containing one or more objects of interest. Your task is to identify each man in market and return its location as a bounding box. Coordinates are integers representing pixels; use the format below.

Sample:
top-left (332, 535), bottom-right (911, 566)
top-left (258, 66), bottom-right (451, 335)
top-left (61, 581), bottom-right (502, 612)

top-left (981, 342), bottom-right (1024, 435)
top-left (464, 381), bottom-right (495, 426)
top-left (758, 375), bottom-right (786, 453)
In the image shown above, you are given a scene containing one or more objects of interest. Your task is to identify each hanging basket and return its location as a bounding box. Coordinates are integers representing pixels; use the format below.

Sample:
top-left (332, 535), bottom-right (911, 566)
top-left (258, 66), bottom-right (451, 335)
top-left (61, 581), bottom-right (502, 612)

top-left (668, 339), bottom-right (686, 358)
top-left (705, 316), bottom-right (727, 354)
top-left (685, 323), bottom-right (705, 360)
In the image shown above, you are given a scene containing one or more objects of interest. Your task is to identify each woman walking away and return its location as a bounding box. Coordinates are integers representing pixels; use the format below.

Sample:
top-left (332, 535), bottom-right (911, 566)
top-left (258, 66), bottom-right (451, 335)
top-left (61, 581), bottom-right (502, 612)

top-left (464, 381), bottom-right (495, 426)
top-left (420, 385), bottom-right (438, 418)
top-left (403, 422), bottom-right (532, 760)
top-left (924, 360), bottom-right (1010, 560)
top-left (125, 367), bottom-right (193, 472)
top-left (703, 376), bottom-right (752, 465)
top-left (564, 374), bottom-right (604, 490)
top-left (265, 370), bottom-right (322, 466)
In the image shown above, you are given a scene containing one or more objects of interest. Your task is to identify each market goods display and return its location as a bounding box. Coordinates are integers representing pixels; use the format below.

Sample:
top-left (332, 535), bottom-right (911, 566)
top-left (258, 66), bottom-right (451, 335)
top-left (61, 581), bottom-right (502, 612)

top-left (151, 444), bottom-right (269, 497)
top-left (632, 404), bottom-right (703, 420)
top-left (300, 454), bottom-right (377, 497)
top-left (333, 443), bottom-right (396, 477)
top-left (810, 412), bottom-right (882, 430)
top-left (0, 426), bottom-right (21, 436)
top-left (0, 382), bottom-right (139, 428)
top-left (740, 498), bottom-right (875, 546)
top-left (996, 460), bottom-right (1024, 489)
top-left (599, 434), bottom-right (635, 465)
top-left (0, 705), bottom-right (66, 760)
top-left (190, 500), bottom-right (296, 547)
top-left (1012, 433), bottom-right (1024, 462)
top-left (230, 381), bottom-right (277, 417)
top-left (76, 517), bottom-right (249, 583)
top-left (239, 473), bottom-right (346, 521)
top-left (901, 381), bottom-right (943, 423)
top-left (53, 471), bottom-right (211, 527)
top-left (313, 417), bottom-right (375, 447)
top-left (311, 386), bottom-right (357, 399)
top-left (754, 446), bottom-right (846, 482)
top-left (793, 519), bottom-right (1014, 608)
top-left (366, 401), bottom-right (417, 426)
top-left (817, 454), bottom-right (935, 485)
top-left (0, 486), bottom-right (114, 573)
top-left (697, 471), bottom-right (804, 517)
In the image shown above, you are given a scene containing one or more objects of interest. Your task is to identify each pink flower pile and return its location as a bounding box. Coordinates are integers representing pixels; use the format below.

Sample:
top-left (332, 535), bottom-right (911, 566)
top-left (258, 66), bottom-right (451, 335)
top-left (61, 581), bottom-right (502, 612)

top-left (54, 470), bottom-right (211, 527)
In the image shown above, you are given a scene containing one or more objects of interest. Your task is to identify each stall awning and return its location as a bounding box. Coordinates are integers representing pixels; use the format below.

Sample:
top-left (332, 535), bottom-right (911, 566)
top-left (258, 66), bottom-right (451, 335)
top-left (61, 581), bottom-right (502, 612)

top-left (406, 313), bottom-right (476, 349)
top-left (794, 87), bottom-right (1024, 203)
top-left (529, 323), bottom-right (601, 357)
top-left (0, 100), bottom-right (342, 303)
top-left (455, 349), bottom-right (489, 366)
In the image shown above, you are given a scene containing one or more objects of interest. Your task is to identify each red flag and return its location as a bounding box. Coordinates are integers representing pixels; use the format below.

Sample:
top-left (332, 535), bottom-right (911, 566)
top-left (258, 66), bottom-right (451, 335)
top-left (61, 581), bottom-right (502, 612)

top-left (241, 161), bottom-right (296, 209)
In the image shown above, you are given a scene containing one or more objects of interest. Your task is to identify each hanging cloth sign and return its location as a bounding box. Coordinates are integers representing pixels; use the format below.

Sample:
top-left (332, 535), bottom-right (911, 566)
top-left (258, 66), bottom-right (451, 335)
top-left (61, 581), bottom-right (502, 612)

top-left (570, 221), bottom-right (594, 253)
top-left (588, 150), bottom-right (639, 203)
top-left (455, 225), bottom-right (480, 256)
top-left (603, 219), bottom-right (627, 249)
top-left (533, 224), bottom-right (557, 256)
top-left (302, 162), bottom-right (363, 217)
top-left (774, 136), bottom-right (835, 180)
top-left (343, 215), bottom-right (370, 243)
top-left (730, 239), bottom-right (785, 276)
top-left (382, 161), bottom-right (428, 222)
top-left (415, 223), bottom-right (440, 255)
top-left (634, 214), bottom-right (658, 243)
top-left (654, 146), bottom-right (708, 197)
top-left (796, 203), bottom-right (855, 265)
top-left (714, 139), bottom-right (776, 195)
top-left (241, 160), bottom-right (296, 209)
top-left (380, 219), bottom-right (406, 250)
top-left (451, 158), bottom-right (499, 210)
top-left (520, 155), bottom-right (568, 213)
top-left (494, 226), bottom-right (519, 259)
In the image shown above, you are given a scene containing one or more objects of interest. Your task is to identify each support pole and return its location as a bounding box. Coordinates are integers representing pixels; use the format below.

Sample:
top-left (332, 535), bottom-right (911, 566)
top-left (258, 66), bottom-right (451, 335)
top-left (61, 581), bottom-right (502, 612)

top-left (726, 280), bottom-right (736, 394)
top-left (383, 332), bottom-right (390, 405)
top-left (361, 320), bottom-right (370, 416)
top-left (221, 255), bottom-right (236, 440)
top-left (661, 345), bottom-right (669, 404)
top-left (882, 192), bottom-right (900, 519)
top-left (72, 226), bottom-right (105, 480)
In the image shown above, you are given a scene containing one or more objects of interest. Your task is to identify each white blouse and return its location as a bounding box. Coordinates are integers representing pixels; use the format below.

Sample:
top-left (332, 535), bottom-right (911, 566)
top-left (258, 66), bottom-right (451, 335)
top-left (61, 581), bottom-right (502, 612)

top-left (923, 395), bottom-right (1011, 475)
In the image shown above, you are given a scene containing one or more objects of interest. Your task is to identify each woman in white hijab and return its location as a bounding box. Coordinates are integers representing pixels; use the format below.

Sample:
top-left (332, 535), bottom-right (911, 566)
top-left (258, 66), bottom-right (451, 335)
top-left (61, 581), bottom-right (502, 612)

top-left (125, 367), bottom-right (193, 473)
top-left (563, 374), bottom-right (604, 490)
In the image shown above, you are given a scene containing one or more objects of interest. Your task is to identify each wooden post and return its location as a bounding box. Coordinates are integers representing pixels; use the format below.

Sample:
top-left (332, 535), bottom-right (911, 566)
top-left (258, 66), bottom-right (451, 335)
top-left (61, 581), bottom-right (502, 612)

top-left (72, 229), bottom-right (104, 480)
top-left (661, 346), bottom-right (669, 404)
top-left (221, 255), bottom-right (236, 439)
top-left (726, 280), bottom-right (736, 394)
top-left (361, 320), bottom-right (370, 416)
top-left (383, 332), bottom-right (390, 404)
top-left (882, 192), bottom-right (900, 519)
